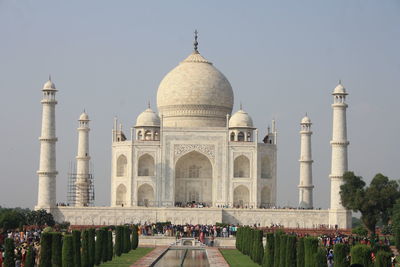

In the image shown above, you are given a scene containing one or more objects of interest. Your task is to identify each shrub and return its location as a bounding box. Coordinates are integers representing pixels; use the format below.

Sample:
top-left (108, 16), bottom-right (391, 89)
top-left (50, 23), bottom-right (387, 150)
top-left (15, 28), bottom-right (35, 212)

top-left (296, 237), bottom-right (305, 267)
top-left (285, 235), bottom-right (297, 267)
top-left (279, 234), bottom-right (288, 267)
top-left (304, 237), bottom-right (318, 267)
top-left (115, 226), bottom-right (122, 256)
top-left (40, 232), bottom-right (52, 267)
top-left (88, 228), bottom-right (95, 267)
top-left (374, 250), bottom-right (392, 267)
top-left (62, 235), bottom-right (74, 267)
top-left (253, 230), bottom-right (264, 265)
top-left (107, 230), bottom-right (113, 261)
top-left (72, 230), bottom-right (82, 267)
top-left (94, 229), bottom-right (104, 265)
top-left (236, 227), bottom-right (241, 251)
top-left (262, 232), bottom-right (274, 267)
top-left (123, 226), bottom-right (131, 253)
top-left (333, 243), bottom-right (350, 267)
top-left (81, 230), bottom-right (90, 267)
top-left (350, 244), bottom-right (372, 267)
top-left (274, 231), bottom-right (283, 267)
top-left (51, 232), bottom-right (62, 267)
top-left (250, 229), bottom-right (257, 261)
top-left (4, 238), bottom-right (15, 267)
top-left (25, 246), bottom-right (35, 267)
top-left (314, 248), bottom-right (327, 267)
top-left (102, 229), bottom-right (108, 262)
top-left (131, 225), bottom-right (139, 250)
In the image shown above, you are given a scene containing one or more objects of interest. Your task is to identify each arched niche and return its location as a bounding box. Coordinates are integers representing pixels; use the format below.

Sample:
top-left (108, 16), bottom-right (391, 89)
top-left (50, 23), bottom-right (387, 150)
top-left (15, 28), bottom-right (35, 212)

top-left (116, 155), bottom-right (127, 177)
top-left (261, 155), bottom-right (271, 178)
top-left (116, 184), bottom-right (127, 206)
top-left (234, 155), bottom-right (250, 178)
top-left (138, 154), bottom-right (155, 176)
top-left (233, 185), bottom-right (250, 207)
top-left (261, 186), bottom-right (271, 207)
top-left (137, 184), bottom-right (155, 207)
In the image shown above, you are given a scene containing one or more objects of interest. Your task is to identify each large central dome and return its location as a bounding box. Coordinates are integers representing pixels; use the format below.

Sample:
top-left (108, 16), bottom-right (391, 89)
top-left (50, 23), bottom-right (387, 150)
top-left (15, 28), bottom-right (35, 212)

top-left (157, 50), bottom-right (234, 127)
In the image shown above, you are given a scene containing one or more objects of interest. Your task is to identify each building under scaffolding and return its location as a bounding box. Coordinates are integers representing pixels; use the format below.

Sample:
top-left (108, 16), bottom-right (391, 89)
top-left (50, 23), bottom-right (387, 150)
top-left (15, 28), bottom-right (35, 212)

top-left (67, 161), bottom-right (95, 206)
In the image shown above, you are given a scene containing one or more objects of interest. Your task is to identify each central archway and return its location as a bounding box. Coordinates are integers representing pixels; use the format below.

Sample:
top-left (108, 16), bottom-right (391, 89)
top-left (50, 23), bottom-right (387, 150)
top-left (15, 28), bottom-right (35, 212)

top-left (175, 151), bottom-right (213, 206)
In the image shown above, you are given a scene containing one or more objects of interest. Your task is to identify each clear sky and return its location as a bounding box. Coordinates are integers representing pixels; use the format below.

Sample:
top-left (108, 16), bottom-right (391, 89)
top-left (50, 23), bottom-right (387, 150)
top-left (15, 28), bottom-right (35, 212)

top-left (0, 0), bottom-right (399, 209)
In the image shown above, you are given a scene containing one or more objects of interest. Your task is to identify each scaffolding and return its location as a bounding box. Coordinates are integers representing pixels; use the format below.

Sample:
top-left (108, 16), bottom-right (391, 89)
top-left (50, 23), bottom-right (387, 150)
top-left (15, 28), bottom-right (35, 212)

top-left (67, 161), bottom-right (95, 206)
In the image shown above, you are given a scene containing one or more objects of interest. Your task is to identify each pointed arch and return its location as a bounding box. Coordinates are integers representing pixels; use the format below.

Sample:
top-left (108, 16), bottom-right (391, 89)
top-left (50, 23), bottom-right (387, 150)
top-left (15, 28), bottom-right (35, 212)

top-left (137, 184), bottom-right (155, 207)
top-left (261, 186), bottom-right (271, 207)
top-left (238, 132), bottom-right (245, 141)
top-left (116, 155), bottom-right (127, 177)
top-left (138, 154), bottom-right (155, 176)
top-left (116, 184), bottom-right (127, 206)
top-left (261, 155), bottom-right (271, 178)
top-left (234, 155), bottom-right (250, 178)
top-left (233, 185), bottom-right (249, 207)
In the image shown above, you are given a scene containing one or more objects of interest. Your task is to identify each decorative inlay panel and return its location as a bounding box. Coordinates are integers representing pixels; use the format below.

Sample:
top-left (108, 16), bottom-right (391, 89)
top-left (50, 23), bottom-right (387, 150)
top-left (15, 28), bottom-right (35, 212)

top-left (174, 144), bottom-right (215, 163)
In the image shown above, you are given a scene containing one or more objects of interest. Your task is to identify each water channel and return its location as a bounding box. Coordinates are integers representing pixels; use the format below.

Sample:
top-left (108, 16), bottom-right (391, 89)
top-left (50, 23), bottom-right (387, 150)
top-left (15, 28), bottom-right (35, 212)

top-left (153, 248), bottom-right (210, 267)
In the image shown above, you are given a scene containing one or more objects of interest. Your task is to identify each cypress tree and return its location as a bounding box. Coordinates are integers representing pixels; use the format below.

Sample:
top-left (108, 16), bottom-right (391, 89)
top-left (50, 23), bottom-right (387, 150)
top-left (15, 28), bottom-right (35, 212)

top-left (246, 228), bottom-right (253, 256)
top-left (374, 251), bottom-right (392, 267)
top-left (279, 234), bottom-right (288, 267)
top-left (72, 230), bottom-right (82, 267)
top-left (285, 235), bottom-right (297, 267)
top-left (25, 246), bottom-right (35, 267)
top-left (314, 248), bottom-right (327, 267)
top-left (107, 230), bottom-right (113, 261)
top-left (333, 243), bottom-right (349, 267)
top-left (115, 226), bottom-right (122, 256)
top-left (81, 230), bottom-right (90, 267)
top-left (102, 229), bottom-right (108, 262)
top-left (304, 236), bottom-right (318, 267)
top-left (251, 229), bottom-right (257, 261)
top-left (296, 237), bottom-right (305, 267)
top-left (4, 238), bottom-right (15, 267)
top-left (123, 226), bottom-right (131, 253)
top-left (62, 235), bottom-right (74, 267)
top-left (94, 229), bottom-right (104, 265)
top-left (236, 227), bottom-right (241, 250)
top-left (273, 231), bottom-right (283, 267)
top-left (254, 230), bottom-right (264, 265)
top-left (262, 232), bottom-right (274, 267)
top-left (131, 225), bottom-right (139, 250)
top-left (395, 228), bottom-right (400, 250)
top-left (40, 232), bottom-right (53, 267)
top-left (88, 228), bottom-right (95, 267)
top-left (51, 232), bottom-right (62, 267)
top-left (350, 244), bottom-right (372, 267)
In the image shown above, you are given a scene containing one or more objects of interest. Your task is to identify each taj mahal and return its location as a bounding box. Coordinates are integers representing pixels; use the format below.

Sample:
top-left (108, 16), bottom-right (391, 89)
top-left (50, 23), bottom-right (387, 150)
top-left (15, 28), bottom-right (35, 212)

top-left (35, 33), bottom-right (352, 228)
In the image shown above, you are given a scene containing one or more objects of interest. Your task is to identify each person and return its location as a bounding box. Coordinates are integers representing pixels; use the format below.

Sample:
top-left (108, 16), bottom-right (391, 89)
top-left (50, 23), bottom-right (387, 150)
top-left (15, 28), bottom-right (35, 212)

top-left (327, 249), bottom-right (334, 267)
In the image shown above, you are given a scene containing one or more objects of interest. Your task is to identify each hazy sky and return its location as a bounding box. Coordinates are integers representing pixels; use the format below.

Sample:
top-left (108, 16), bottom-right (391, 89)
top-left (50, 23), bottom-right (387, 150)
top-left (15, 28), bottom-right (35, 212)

top-left (0, 1), bottom-right (399, 209)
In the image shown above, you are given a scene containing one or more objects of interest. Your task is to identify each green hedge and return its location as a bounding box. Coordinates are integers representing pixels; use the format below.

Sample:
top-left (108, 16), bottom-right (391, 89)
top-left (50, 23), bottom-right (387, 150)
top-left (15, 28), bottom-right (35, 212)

top-left (350, 244), bottom-right (372, 267)
top-left (62, 235), bottom-right (74, 267)
top-left (279, 235), bottom-right (288, 267)
top-left (107, 230), bottom-right (113, 261)
top-left (102, 229), bottom-right (109, 262)
top-left (314, 248), bottom-right (327, 267)
top-left (262, 232), bottom-right (274, 267)
top-left (88, 228), bottom-right (95, 267)
top-left (72, 230), bottom-right (82, 267)
top-left (51, 232), bottom-right (62, 267)
top-left (304, 237), bottom-right (318, 267)
top-left (4, 238), bottom-right (15, 267)
top-left (333, 243), bottom-right (349, 267)
top-left (115, 226), bottom-right (122, 256)
top-left (374, 250), bottom-right (392, 267)
top-left (285, 235), bottom-right (297, 267)
top-left (132, 225), bottom-right (139, 250)
top-left (25, 246), bottom-right (35, 267)
top-left (40, 232), bottom-right (52, 267)
top-left (94, 229), bottom-right (104, 265)
top-left (296, 237), bottom-right (305, 267)
top-left (253, 230), bottom-right (264, 265)
top-left (81, 230), bottom-right (90, 267)
top-left (273, 231), bottom-right (283, 267)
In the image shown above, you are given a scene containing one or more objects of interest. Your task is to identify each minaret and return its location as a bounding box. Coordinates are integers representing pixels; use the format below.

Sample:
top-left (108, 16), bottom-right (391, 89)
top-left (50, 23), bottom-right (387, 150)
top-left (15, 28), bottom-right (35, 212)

top-left (36, 77), bottom-right (58, 210)
top-left (298, 115), bottom-right (314, 209)
top-left (329, 81), bottom-right (349, 210)
top-left (75, 112), bottom-right (91, 206)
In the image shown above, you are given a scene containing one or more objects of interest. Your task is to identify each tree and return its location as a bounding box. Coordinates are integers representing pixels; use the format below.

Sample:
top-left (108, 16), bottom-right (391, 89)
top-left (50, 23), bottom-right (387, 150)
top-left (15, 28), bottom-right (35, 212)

top-left (374, 251), bottom-right (392, 267)
top-left (333, 243), bottom-right (349, 267)
top-left (253, 230), bottom-right (264, 265)
top-left (102, 229), bottom-right (109, 262)
top-left (72, 230), bottom-right (82, 267)
top-left (123, 226), bottom-right (131, 253)
top-left (304, 237), bottom-right (318, 267)
top-left (273, 231), bottom-right (283, 267)
top-left (26, 209), bottom-right (55, 226)
top-left (25, 246), bottom-right (35, 267)
top-left (81, 230), bottom-right (90, 267)
top-left (279, 234), bottom-right (288, 267)
top-left (115, 226), bottom-right (122, 256)
top-left (4, 238), bottom-right (15, 267)
top-left (107, 230), bottom-right (113, 261)
top-left (95, 229), bottom-right (104, 265)
top-left (314, 248), bottom-right (327, 267)
top-left (88, 228), bottom-right (96, 267)
top-left (262, 232), bottom-right (274, 267)
top-left (340, 172), bottom-right (400, 235)
top-left (350, 244), bottom-right (372, 267)
top-left (285, 235), bottom-right (297, 267)
top-left (131, 225), bottom-right (139, 250)
top-left (296, 237), bottom-right (305, 267)
top-left (52, 232), bottom-right (63, 267)
top-left (0, 209), bottom-right (26, 231)
top-left (40, 232), bottom-right (53, 267)
top-left (62, 235), bottom-right (74, 267)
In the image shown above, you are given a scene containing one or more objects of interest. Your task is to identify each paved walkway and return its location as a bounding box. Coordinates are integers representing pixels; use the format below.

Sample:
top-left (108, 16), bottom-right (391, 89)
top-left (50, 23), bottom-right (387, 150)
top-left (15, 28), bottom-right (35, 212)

top-left (206, 247), bottom-right (230, 267)
top-left (130, 246), bottom-right (168, 267)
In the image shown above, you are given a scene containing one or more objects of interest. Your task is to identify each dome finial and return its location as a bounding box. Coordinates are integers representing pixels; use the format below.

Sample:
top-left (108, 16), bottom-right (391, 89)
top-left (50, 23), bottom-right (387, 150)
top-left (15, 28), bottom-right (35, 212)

top-left (338, 79), bottom-right (342, 85)
top-left (147, 100), bottom-right (151, 109)
top-left (193, 29), bottom-right (199, 52)
top-left (240, 102), bottom-right (243, 110)
top-left (49, 74), bottom-right (52, 81)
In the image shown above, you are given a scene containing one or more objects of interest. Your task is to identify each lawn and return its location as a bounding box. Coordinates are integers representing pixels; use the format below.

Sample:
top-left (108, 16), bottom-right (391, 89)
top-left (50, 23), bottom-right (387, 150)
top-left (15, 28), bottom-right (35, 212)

top-left (99, 247), bottom-right (154, 267)
top-left (219, 249), bottom-right (261, 267)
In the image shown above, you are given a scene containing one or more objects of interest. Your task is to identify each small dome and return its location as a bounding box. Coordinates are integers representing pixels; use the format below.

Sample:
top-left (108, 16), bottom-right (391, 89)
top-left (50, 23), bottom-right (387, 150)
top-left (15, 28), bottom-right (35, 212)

top-left (333, 83), bottom-right (347, 95)
top-left (301, 116), bottom-right (311, 124)
top-left (229, 109), bottom-right (253, 128)
top-left (43, 79), bottom-right (56, 90)
top-left (79, 112), bottom-right (89, 121)
top-left (136, 108), bottom-right (160, 127)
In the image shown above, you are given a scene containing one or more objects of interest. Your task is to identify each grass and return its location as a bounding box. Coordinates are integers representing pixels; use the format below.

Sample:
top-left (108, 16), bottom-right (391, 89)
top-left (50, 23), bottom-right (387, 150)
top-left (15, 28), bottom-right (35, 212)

top-left (219, 249), bottom-right (261, 267)
top-left (99, 247), bottom-right (154, 267)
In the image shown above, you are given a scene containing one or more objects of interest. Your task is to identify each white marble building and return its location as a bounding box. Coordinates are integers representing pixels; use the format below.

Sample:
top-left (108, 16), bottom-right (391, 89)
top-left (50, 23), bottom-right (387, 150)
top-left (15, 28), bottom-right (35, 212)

top-left (36, 35), bottom-right (351, 228)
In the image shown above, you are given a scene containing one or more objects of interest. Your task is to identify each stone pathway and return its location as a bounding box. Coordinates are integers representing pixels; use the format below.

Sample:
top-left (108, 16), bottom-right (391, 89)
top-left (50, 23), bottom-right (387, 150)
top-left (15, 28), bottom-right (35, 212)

top-left (206, 247), bottom-right (230, 267)
top-left (130, 246), bottom-right (168, 267)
